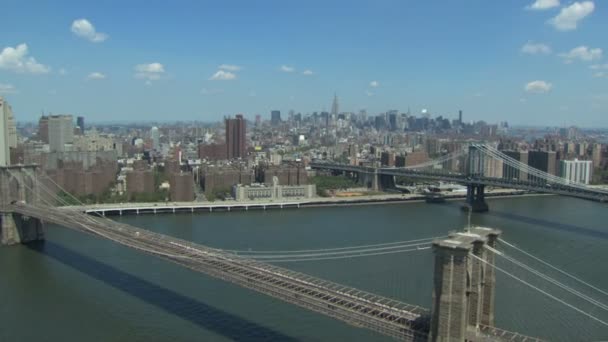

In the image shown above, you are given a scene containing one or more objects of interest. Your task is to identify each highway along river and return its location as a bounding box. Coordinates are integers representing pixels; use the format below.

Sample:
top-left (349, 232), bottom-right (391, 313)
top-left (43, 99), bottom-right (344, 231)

top-left (1, 195), bottom-right (607, 341)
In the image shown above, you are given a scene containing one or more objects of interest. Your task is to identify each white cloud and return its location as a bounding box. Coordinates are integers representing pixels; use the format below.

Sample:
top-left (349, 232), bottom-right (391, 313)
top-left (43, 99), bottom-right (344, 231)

top-left (302, 69), bottom-right (314, 75)
top-left (58, 68), bottom-right (67, 75)
top-left (370, 80), bottom-right (380, 88)
top-left (87, 72), bottom-right (106, 80)
top-left (527, 0), bottom-right (560, 10)
top-left (280, 65), bottom-right (295, 73)
top-left (559, 46), bottom-right (602, 63)
top-left (71, 19), bottom-right (108, 42)
top-left (365, 90), bottom-right (374, 97)
top-left (209, 70), bottom-right (236, 81)
top-left (525, 80), bottom-right (553, 93)
top-left (0, 83), bottom-right (17, 94)
top-left (134, 63), bottom-right (165, 81)
top-left (0, 43), bottom-right (50, 74)
top-left (218, 64), bottom-right (241, 71)
top-left (549, 1), bottom-right (594, 31)
top-left (521, 41), bottom-right (552, 55)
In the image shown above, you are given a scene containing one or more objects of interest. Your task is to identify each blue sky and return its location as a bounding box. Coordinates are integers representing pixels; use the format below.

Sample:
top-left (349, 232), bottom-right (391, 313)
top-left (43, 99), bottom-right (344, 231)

top-left (0, 0), bottom-right (606, 126)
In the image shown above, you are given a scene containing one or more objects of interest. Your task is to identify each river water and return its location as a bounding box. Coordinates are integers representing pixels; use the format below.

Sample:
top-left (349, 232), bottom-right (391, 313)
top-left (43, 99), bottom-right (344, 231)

top-left (1, 196), bottom-right (607, 341)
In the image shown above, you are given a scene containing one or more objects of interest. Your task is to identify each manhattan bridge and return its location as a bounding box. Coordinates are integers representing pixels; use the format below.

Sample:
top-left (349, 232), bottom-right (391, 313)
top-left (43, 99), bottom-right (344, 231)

top-left (1, 143), bottom-right (607, 341)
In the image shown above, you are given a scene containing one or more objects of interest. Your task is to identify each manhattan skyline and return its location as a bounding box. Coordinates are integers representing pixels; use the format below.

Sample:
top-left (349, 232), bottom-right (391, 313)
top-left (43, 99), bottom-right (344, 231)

top-left (0, 0), bottom-right (607, 126)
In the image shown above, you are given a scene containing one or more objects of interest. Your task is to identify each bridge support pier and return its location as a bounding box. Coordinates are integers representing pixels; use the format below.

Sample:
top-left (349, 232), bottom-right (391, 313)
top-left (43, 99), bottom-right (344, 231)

top-left (429, 227), bottom-right (500, 342)
top-left (463, 184), bottom-right (488, 213)
top-left (1, 212), bottom-right (45, 246)
top-left (357, 170), bottom-right (383, 192)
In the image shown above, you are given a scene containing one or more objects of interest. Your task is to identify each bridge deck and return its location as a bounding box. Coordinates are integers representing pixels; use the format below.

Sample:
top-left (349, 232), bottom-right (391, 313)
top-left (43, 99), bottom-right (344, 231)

top-left (10, 204), bottom-right (544, 341)
top-left (12, 204), bottom-right (430, 341)
top-left (310, 162), bottom-right (608, 202)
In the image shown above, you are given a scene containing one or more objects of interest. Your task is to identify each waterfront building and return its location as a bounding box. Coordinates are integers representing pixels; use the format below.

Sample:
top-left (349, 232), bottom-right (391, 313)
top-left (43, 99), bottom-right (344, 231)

top-left (233, 176), bottom-right (316, 201)
top-left (200, 165), bottom-right (254, 197)
top-left (170, 172), bottom-right (195, 201)
top-left (528, 151), bottom-right (557, 176)
top-left (560, 159), bottom-right (593, 185)
top-left (126, 170), bottom-right (155, 197)
top-left (502, 151), bottom-right (528, 181)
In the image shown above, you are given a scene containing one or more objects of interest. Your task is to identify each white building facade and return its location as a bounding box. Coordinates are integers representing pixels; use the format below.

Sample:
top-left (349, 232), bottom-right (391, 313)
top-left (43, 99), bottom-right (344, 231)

top-left (560, 159), bottom-right (593, 185)
top-left (48, 115), bottom-right (74, 152)
top-left (0, 97), bottom-right (11, 166)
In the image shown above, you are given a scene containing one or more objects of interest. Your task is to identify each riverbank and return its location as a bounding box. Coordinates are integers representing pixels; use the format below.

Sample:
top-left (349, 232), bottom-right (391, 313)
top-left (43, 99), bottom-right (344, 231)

top-left (69, 189), bottom-right (551, 216)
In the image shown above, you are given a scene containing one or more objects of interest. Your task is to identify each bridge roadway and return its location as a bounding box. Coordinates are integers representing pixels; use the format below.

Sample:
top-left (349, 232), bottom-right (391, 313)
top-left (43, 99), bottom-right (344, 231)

top-left (10, 203), bottom-right (542, 341)
top-left (310, 162), bottom-right (608, 202)
top-left (11, 203), bottom-right (430, 341)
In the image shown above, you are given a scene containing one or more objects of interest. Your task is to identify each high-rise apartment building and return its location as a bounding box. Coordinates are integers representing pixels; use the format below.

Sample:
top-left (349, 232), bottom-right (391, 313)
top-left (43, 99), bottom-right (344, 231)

top-left (48, 115), bottom-right (74, 152)
top-left (38, 116), bottom-right (49, 143)
top-left (170, 172), bottom-right (195, 201)
top-left (0, 97), bottom-right (12, 166)
top-left (225, 114), bottom-right (246, 159)
top-left (502, 151), bottom-right (528, 181)
top-left (528, 151), bottom-right (557, 176)
top-left (560, 159), bottom-right (593, 185)
top-left (592, 144), bottom-right (602, 168)
top-left (270, 110), bottom-right (281, 126)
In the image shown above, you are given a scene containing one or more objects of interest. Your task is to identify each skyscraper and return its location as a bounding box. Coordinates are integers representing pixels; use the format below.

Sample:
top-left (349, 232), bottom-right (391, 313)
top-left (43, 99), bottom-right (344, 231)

top-left (38, 116), bottom-right (49, 143)
top-left (77, 116), bottom-right (85, 134)
top-left (331, 93), bottom-right (339, 117)
top-left (48, 115), bottom-right (74, 152)
top-left (6, 103), bottom-right (17, 149)
top-left (458, 110), bottom-right (463, 125)
top-left (150, 126), bottom-right (160, 151)
top-left (0, 97), bottom-right (11, 166)
top-left (271, 110), bottom-right (281, 126)
top-left (226, 114), bottom-right (246, 159)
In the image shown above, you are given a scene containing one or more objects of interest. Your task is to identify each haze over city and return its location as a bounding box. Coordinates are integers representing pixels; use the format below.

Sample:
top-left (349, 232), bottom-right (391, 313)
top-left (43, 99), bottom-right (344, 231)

top-left (1, 0), bottom-right (607, 126)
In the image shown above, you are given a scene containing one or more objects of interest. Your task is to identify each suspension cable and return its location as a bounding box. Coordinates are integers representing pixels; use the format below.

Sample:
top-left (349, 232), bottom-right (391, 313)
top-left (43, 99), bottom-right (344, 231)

top-left (242, 242), bottom-right (432, 259)
top-left (499, 238), bottom-right (608, 298)
top-left (470, 253), bottom-right (608, 327)
top-left (486, 245), bottom-right (608, 312)
top-left (261, 246), bottom-right (431, 263)
top-left (228, 236), bottom-right (443, 254)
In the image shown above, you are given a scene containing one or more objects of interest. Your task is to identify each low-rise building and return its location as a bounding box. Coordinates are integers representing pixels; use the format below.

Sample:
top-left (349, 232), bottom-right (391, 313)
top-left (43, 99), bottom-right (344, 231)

top-left (233, 176), bottom-right (316, 201)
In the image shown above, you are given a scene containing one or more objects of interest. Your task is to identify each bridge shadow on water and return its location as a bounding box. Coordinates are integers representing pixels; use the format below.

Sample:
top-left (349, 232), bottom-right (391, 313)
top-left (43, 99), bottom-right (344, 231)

top-left (26, 241), bottom-right (298, 342)
top-left (445, 201), bottom-right (608, 240)
top-left (486, 210), bottom-right (608, 240)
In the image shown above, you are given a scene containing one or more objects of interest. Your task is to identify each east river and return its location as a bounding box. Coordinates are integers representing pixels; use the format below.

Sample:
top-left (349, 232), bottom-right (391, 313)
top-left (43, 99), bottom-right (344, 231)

top-left (1, 196), bottom-right (607, 341)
